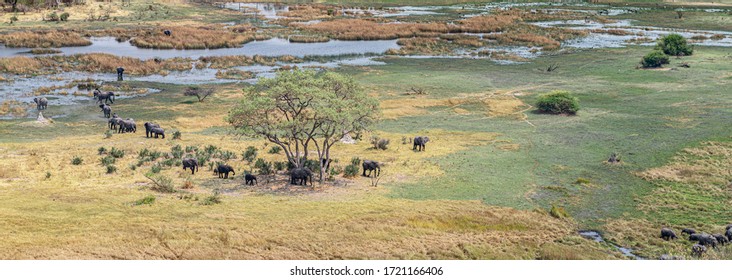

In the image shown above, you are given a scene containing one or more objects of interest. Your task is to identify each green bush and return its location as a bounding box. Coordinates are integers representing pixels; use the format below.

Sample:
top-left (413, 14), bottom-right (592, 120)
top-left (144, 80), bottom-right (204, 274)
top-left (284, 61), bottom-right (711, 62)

top-left (47, 12), bottom-right (59, 22)
top-left (254, 158), bottom-right (272, 175)
top-left (201, 192), bottom-right (222, 205)
top-left (100, 156), bottom-right (116, 166)
top-left (147, 174), bottom-right (175, 193)
top-left (71, 156), bottom-right (83, 165)
top-left (535, 91), bottom-right (580, 115)
top-left (98, 147), bottom-right (107, 155)
top-left (150, 164), bottom-right (162, 174)
top-left (350, 157), bottom-right (361, 166)
top-left (104, 130), bottom-right (113, 139)
top-left (641, 50), bottom-right (670, 68)
top-left (274, 161), bottom-right (287, 171)
top-left (243, 146), bottom-right (257, 163)
top-left (110, 147), bottom-right (125, 158)
top-left (219, 150), bottom-right (237, 161)
top-left (133, 195), bottom-right (156, 206)
top-left (343, 164), bottom-right (359, 178)
top-left (171, 145), bottom-right (183, 159)
top-left (268, 146), bottom-right (282, 154)
top-left (60, 12), bottom-right (70, 22)
top-left (172, 130), bottom-right (182, 140)
top-left (106, 165), bottom-right (117, 174)
top-left (656, 34), bottom-right (693, 56)
top-left (549, 205), bottom-right (570, 219)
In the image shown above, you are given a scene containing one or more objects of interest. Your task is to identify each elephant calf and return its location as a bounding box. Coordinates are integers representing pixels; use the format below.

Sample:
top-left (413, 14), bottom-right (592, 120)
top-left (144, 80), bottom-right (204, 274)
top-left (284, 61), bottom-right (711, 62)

top-left (214, 164), bottom-right (235, 179)
top-left (682, 228), bottom-right (696, 235)
top-left (245, 174), bottom-right (257, 185)
top-left (150, 127), bottom-right (165, 139)
top-left (290, 168), bottom-right (312, 186)
top-left (691, 244), bottom-right (707, 257)
top-left (33, 97), bottom-right (48, 110)
top-left (109, 116), bottom-right (122, 130)
top-left (726, 228), bottom-right (732, 242)
top-left (144, 122), bottom-right (161, 138)
top-left (99, 104), bottom-right (111, 118)
top-left (713, 234), bottom-right (729, 246)
top-left (413, 136), bottom-right (430, 152)
top-left (660, 228), bottom-right (677, 241)
top-left (182, 158), bottom-right (199, 175)
top-left (362, 160), bottom-right (381, 178)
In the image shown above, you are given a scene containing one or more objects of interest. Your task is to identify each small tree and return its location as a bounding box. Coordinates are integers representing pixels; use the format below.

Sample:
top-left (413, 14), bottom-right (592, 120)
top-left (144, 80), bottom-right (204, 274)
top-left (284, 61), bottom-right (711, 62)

top-left (536, 91), bottom-right (579, 115)
top-left (227, 70), bottom-right (380, 184)
top-left (656, 34), bottom-right (693, 56)
top-left (184, 86), bottom-right (214, 102)
top-left (641, 50), bottom-right (670, 68)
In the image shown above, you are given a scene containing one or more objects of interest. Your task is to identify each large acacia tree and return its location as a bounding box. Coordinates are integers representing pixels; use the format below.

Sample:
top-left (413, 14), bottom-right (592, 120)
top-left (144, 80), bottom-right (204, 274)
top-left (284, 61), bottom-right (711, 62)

top-left (227, 70), bottom-right (380, 183)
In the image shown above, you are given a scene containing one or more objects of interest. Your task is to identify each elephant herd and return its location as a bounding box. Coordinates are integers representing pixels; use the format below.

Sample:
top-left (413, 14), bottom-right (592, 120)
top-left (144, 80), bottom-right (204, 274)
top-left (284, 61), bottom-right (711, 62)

top-left (659, 225), bottom-right (732, 257)
top-left (93, 89), bottom-right (167, 138)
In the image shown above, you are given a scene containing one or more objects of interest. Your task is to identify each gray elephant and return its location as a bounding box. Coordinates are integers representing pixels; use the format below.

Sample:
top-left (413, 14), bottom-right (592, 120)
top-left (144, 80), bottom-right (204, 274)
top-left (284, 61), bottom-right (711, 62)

top-left (290, 168), bottom-right (312, 186)
top-left (94, 89), bottom-right (115, 104)
top-left (150, 127), bottom-right (165, 139)
top-left (144, 122), bottom-right (161, 138)
top-left (214, 164), bottom-right (235, 179)
top-left (660, 228), bottom-right (677, 241)
top-left (691, 244), bottom-right (706, 257)
top-left (413, 136), bottom-right (430, 151)
top-left (245, 174), bottom-right (257, 185)
top-left (682, 228), bottom-right (696, 235)
top-left (117, 119), bottom-right (136, 133)
top-left (99, 104), bottom-right (111, 118)
top-left (108, 116), bottom-right (122, 130)
top-left (690, 233), bottom-right (718, 248)
top-left (362, 160), bottom-right (381, 177)
top-left (713, 234), bottom-right (728, 246)
top-left (182, 158), bottom-right (199, 175)
top-left (727, 228), bottom-right (732, 241)
top-left (33, 97), bottom-right (48, 110)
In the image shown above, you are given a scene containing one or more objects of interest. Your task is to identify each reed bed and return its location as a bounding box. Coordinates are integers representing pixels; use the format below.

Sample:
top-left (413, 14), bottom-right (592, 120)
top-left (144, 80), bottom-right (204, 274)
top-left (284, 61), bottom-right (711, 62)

top-left (288, 35), bottom-right (330, 43)
top-left (200, 55), bottom-right (301, 68)
top-left (215, 69), bottom-right (255, 80)
top-left (0, 56), bottom-right (43, 74)
top-left (129, 26), bottom-right (261, 49)
top-left (0, 31), bottom-right (92, 48)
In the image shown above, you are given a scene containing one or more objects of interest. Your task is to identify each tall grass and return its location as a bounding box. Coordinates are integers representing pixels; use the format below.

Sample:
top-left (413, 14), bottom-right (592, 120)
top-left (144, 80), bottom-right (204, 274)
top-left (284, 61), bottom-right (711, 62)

top-left (0, 31), bottom-right (92, 48)
top-left (129, 26), bottom-right (264, 49)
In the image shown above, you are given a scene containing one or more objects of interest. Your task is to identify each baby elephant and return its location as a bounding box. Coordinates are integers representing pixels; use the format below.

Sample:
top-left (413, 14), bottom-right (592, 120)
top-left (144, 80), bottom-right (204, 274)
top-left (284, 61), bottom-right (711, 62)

top-left (182, 158), bottom-right (199, 175)
top-left (691, 244), bottom-right (707, 257)
top-left (413, 136), bottom-right (430, 152)
top-left (214, 164), bottom-right (235, 179)
top-left (33, 97), bottom-right (48, 110)
top-left (660, 228), bottom-right (677, 241)
top-left (99, 104), bottom-right (111, 118)
top-left (713, 234), bottom-right (729, 246)
top-left (245, 174), bottom-right (257, 185)
top-left (682, 228), bottom-right (696, 235)
top-left (144, 122), bottom-right (161, 138)
top-left (150, 127), bottom-right (165, 139)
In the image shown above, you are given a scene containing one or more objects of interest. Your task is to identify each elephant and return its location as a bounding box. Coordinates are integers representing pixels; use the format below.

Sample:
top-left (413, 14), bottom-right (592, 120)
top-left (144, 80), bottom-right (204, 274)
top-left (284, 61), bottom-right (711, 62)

top-left (660, 228), bottom-right (677, 241)
top-left (117, 67), bottom-right (125, 81)
top-left (182, 158), bottom-right (199, 175)
top-left (682, 228), bottom-right (696, 235)
top-left (413, 136), bottom-right (430, 151)
top-left (33, 97), bottom-right (48, 110)
top-left (150, 127), bottom-right (165, 139)
top-left (99, 104), bottom-right (111, 118)
top-left (94, 89), bottom-right (115, 104)
top-left (290, 168), bottom-right (313, 186)
top-left (713, 234), bottom-right (728, 246)
top-left (245, 174), bottom-right (257, 185)
top-left (108, 116), bottom-right (122, 130)
top-left (362, 160), bottom-right (381, 177)
top-left (117, 119), bottom-right (136, 133)
top-left (691, 244), bottom-right (706, 257)
top-left (690, 233), bottom-right (718, 249)
top-left (214, 164), bottom-right (235, 179)
top-left (727, 228), bottom-right (732, 242)
top-left (144, 122), bottom-right (161, 138)
top-left (163, 30), bottom-right (172, 36)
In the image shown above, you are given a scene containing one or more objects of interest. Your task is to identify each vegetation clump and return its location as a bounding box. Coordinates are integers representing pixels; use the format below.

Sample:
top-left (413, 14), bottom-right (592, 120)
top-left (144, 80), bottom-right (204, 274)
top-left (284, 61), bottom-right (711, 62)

top-left (535, 91), bottom-right (579, 115)
top-left (656, 34), bottom-right (693, 56)
top-left (641, 50), bottom-right (670, 68)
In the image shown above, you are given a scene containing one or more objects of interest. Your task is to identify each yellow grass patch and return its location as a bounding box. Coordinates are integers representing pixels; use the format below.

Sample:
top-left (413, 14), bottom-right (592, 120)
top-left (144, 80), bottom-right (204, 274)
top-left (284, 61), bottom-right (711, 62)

top-left (0, 31), bottom-right (91, 48)
top-left (638, 141), bottom-right (732, 186)
top-left (380, 92), bottom-right (530, 120)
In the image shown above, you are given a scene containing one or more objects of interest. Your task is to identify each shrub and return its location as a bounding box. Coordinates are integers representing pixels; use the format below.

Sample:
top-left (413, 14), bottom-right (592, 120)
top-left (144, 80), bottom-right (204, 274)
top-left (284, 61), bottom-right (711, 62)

top-left (274, 161), bottom-right (287, 171)
top-left (171, 145), bottom-right (183, 159)
top-left (104, 130), bottom-right (113, 139)
top-left (133, 195), bottom-right (156, 206)
top-left (243, 146), bottom-right (257, 163)
top-left (45, 172), bottom-right (51, 179)
top-left (47, 12), bottom-right (59, 22)
top-left (71, 156), bottom-right (83, 165)
top-left (106, 165), bottom-right (117, 174)
top-left (656, 34), bottom-right (693, 56)
top-left (60, 12), bottom-right (70, 22)
top-left (98, 147), bottom-right (107, 155)
top-left (268, 146), bottom-right (281, 154)
top-left (150, 164), bottom-right (162, 174)
top-left (146, 174), bottom-right (175, 193)
top-left (110, 147), bottom-right (125, 158)
top-left (641, 50), bottom-right (670, 68)
top-left (100, 156), bottom-right (116, 166)
top-left (9, 16), bottom-right (18, 24)
top-left (350, 157), bottom-right (361, 166)
top-left (184, 86), bottom-right (214, 102)
top-left (185, 145), bottom-right (198, 153)
top-left (138, 148), bottom-right (150, 158)
top-left (219, 150), bottom-right (237, 161)
top-left (172, 130), bottom-right (181, 140)
top-left (181, 179), bottom-right (195, 189)
top-left (343, 164), bottom-right (359, 178)
top-left (204, 145), bottom-right (219, 155)
top-left (535, 91), bottom-right (579, 115)
top-left (549, 205), bottom-right (570, 219)
top-left (201, 191), bottom-right (222, 205)
top-left (254, 158), bottom-right (273, 175)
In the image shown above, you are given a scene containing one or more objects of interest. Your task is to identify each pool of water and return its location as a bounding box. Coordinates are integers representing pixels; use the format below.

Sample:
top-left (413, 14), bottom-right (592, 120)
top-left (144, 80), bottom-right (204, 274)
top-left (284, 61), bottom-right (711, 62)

top-left (0, 37), bottom-right (399, 60)
top-left (579, 230), bottom-right (644, 260)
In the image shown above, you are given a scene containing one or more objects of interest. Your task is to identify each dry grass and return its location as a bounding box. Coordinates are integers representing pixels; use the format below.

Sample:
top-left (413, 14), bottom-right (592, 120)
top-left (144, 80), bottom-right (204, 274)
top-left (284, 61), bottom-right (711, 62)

top-left (380, 92), bottom-right (530, 120)
top-left (288, 35), bottom-right (330, 43)
top-left (0, 31), bottom-right (91, 48)
top-left (200, 55), bottom-right (301, 69)
top-left (215, 69), bottom-right (255, 80)
top-left (0, 56), bottom-right (43, 74)
top-left (68, 54), bottom-right (194, 75)
top-left (129, 26), bottom-right (262, 49)
top-left (638, 141), bottom-right (732, 186)
top-left (0, 100), bottom-right (31, 117)
top-left (0, 128), bottom-right (606, 259)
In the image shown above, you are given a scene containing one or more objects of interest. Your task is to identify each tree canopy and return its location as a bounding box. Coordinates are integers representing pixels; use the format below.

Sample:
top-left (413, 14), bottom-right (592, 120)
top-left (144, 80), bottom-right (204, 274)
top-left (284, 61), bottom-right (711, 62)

top-left (227, 70), bottom-right (380, 183)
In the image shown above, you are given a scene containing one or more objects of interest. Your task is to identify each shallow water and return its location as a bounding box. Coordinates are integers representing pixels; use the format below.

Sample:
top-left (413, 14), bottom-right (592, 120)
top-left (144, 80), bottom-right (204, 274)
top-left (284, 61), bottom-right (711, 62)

top-left (0, 37), bottom-right (399, 60)
top-left (579, 230), bottom-right (644, 260)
